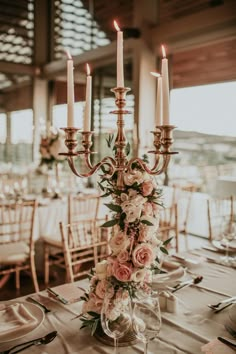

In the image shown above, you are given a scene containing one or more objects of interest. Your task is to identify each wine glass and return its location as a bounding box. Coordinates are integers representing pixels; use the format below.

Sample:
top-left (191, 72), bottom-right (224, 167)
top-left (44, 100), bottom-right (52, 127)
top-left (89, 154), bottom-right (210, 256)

top-left (101, 289), bottom-right (132, 353)
top-left (132, 292), bottom-right (161, 354)
top-left (221, 222), bottom-right (236, 265)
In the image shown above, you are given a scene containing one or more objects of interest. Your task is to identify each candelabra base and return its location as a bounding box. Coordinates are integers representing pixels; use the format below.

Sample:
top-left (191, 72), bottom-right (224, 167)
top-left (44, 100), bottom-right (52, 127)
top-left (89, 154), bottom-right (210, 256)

top-left (94, 322), bottom-right (138, 347)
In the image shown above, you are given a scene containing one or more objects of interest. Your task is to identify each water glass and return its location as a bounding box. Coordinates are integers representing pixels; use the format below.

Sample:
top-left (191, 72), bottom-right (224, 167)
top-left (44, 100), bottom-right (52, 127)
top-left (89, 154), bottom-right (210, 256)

top-left (132, 293), bottom-right (161, 354)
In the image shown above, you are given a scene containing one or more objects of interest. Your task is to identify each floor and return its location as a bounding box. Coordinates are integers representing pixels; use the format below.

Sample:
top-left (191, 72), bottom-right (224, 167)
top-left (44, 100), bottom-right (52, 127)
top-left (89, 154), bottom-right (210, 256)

top-left (0, 233), bottom-right (209, 301)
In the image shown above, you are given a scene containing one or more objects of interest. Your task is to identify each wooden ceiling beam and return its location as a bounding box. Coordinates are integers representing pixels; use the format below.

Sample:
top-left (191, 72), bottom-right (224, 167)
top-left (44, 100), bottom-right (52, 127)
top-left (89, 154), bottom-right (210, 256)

top-left (43, 38), bottom-right (136, 79)
top-left (148, 1), bottom-right (236, 53)
top-left (0, 61), bottom-right (37, 76)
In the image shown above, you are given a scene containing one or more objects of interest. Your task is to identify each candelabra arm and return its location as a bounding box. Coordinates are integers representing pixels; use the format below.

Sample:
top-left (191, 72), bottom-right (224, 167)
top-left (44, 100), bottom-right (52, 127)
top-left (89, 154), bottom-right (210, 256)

top-left (67, 155), bottom-right (117, 179)
top-left (126, 154), bottom-right (171, 176)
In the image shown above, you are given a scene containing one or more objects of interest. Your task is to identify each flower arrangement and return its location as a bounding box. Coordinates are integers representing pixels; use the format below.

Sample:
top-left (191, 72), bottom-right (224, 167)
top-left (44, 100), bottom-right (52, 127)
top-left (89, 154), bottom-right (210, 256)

top-left (39, 128), bottom-right (66, 167)
top-left (80, 141), bottom-right (171, 335)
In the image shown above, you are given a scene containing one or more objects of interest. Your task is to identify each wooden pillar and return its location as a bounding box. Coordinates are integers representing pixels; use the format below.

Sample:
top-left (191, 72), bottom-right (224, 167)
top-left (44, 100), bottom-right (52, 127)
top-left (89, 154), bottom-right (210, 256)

top-left (132, 0), bottom-right (159, 154)
top-left (5, 112), bottom-right (11, 162)
top-left (33, 0), bottom-right (54, 162)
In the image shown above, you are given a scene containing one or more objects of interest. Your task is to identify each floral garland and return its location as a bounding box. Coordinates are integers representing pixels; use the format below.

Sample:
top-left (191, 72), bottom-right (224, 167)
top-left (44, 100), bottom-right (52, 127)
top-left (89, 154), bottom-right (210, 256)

top-left (80, 150), bottom-right (170, 335)
top-left (39, 129), bottom-right (66, 167)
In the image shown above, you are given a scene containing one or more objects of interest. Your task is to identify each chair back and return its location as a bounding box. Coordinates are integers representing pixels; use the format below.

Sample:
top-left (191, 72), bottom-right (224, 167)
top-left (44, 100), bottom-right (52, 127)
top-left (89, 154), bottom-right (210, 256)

top-left (207, 196), bottom-right (234, 242)
top-left (0, 200), bottom-right (36, 248)
top-left (68, 193), bottom-right (100, 223)
top-left (60, 217), bottom-right (110, 282)
top-left (158, 203), bottom-right (179, 252)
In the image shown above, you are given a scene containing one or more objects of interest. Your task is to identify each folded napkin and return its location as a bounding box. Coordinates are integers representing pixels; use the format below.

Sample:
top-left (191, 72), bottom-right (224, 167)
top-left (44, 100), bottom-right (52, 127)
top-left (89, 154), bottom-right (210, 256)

top-left (201, 338), bottom-right (235, 354)
top-left (48, 283), bottom-right (84, 304)
top-left (152, 264), bottom-right (185, 290)
top-left (0, 302), bottom-right (38, 341)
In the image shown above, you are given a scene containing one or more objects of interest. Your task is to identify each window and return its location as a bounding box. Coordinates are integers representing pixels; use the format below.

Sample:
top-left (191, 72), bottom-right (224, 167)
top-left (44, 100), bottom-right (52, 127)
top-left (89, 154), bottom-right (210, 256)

top-left (170, 81), bottom-right (236, 137)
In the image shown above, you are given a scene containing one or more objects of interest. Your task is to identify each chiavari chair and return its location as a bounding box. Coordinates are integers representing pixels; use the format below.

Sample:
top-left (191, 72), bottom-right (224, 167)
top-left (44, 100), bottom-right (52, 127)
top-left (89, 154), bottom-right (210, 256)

top-left (0, 200), bottom-right (39, 292)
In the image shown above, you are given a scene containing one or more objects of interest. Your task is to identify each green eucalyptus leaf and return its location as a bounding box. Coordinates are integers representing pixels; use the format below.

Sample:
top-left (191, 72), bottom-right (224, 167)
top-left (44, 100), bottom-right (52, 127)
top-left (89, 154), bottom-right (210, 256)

top-left (101, 219), bottom-right (119, 227)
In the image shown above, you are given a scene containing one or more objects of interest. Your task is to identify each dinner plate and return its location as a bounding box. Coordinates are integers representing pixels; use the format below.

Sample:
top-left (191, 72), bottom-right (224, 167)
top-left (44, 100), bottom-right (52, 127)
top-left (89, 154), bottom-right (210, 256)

top-left (0, 301), bottom-right (45, 343)
top-left (212, 240), bottom-right (235, 253)
top-left (228, 304), bottom-right (236, 325)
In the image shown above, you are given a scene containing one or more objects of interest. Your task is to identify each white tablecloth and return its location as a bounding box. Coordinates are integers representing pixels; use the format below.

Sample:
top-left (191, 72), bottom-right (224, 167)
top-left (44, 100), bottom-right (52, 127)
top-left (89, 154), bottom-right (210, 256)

top-left (1, 249), bottom-right (235, 353)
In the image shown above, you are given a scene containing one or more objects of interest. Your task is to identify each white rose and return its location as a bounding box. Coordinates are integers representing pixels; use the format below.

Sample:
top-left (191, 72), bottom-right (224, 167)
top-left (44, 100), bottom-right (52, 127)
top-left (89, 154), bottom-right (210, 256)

top-left (125, 205), bottom-right (142, 223)
top-left (95, 260), bottom-right (108, 280)
top-left (131, 268), bottom-right (147, 282)
top-left (123, 170), bottom-right (144, 186)
top-left (120, 193), bottom-right (129, 202)
top-left (109, 232), bottom-right (130, 255)
top-left (49, 136), bottom-right (66, 161)
top-left (131, 194), bottom-right (147, 206)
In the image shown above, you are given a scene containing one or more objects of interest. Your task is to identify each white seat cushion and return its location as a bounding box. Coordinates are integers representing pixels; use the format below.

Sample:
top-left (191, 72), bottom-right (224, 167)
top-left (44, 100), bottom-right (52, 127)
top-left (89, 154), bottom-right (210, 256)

top-left (42, 236), bottom-right (62, 249)
top-left (0, 242), bottom-right (29, 264)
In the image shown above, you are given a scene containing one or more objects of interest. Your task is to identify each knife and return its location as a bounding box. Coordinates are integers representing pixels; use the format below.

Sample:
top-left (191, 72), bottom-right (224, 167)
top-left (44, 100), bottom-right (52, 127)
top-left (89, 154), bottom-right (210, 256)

top-left (218, 336), bottom-right (236, 348)
top-left (47, 288), bottom-right (68, 304)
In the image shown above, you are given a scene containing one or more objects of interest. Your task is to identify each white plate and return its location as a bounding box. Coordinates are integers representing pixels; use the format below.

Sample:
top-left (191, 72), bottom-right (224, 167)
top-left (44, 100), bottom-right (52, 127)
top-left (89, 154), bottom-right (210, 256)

top-left (0, 301), bottom-right (45, 343)
top-left (212, 240), bottom-right (235, 253)
top-left (229, 304), bottom-right (236, 325)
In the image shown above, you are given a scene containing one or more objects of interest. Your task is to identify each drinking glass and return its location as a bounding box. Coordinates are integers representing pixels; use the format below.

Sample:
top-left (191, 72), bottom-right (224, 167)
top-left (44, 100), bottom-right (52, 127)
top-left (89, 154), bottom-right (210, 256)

top-left (221, 222), bottom-right (236, 265)
top-left (132, 292), bottom-right (161, 354)
top-left (101, 289), bottom-right (132, 353)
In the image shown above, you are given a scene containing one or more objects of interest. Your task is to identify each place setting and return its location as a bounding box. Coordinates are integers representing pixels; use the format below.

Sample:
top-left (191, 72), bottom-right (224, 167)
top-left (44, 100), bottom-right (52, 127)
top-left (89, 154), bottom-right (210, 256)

top-left (1, 2), bottom-right (236, 353)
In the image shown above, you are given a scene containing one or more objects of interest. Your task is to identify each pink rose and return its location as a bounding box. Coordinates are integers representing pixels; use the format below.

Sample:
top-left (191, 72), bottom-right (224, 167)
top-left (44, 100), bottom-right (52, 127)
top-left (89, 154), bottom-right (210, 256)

top-left (109, 232), bottom-right (130, 255)
top-left (117, 250), bottom-right (130, 263)
top-left (112, 262), bottom-right (132, 282)
top-left (143, 202), bottom-right (153, 216)
top-left (95, 279), bottom-right (107, 299)
top-left (132, 243), bottom-right (155, 268)
top-left (142, 180), bottom-right (154, 196)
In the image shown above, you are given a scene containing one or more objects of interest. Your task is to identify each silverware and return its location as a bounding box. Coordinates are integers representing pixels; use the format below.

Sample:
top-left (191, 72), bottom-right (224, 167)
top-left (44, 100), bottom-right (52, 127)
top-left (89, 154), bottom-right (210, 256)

top-left (26, 296), bottom-right (51, 313)
top-left (225, 324), bottom-right (236, 339)
top-left (217, 336), bottom-right (236, 348)
top-left (0, 331), bottom-right (57, 354)
top-left (214, 302), bottom-right (235, 313)
top-left (208, 296), bottom-right (236, 309)
top-left (172, 276), bottom-right (203, 293)
top-left (47, 287), bottom-right (68, 304)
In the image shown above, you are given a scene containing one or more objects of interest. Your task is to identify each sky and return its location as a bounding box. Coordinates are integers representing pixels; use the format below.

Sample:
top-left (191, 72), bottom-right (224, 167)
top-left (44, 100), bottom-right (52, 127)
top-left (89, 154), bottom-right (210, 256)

top-left (0, 81), bottom-right (236, 143)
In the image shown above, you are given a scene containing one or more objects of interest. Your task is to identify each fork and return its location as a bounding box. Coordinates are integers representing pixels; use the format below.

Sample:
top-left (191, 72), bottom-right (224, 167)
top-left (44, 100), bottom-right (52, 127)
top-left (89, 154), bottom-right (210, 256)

top-left (208, 296), bottom-right (236, 310)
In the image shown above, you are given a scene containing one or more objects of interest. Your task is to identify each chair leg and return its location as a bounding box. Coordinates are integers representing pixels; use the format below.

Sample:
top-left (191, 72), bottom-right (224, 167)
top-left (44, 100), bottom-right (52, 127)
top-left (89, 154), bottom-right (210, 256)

top-left (44, 244), bottom-right (50, 285)
top-left (15, 267), bottom-right (20, 290)
top-left (0, 274), bottom-right (11, 289)
top-left (30, 256), bottom-right (39, 293)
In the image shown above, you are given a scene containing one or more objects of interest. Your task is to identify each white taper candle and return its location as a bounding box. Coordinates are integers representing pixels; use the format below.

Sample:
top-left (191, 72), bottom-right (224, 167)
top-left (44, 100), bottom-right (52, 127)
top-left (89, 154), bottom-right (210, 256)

top-left (83, 63), bottom-right (92, 131)
top-left (151, 72), bottom-right (163, 127)
top-left (65, 50), bottom-right (74, 127)
top-left (114, 20), bottom-right (124, 88)
top-left (161, 45), bottom-right (170, 125)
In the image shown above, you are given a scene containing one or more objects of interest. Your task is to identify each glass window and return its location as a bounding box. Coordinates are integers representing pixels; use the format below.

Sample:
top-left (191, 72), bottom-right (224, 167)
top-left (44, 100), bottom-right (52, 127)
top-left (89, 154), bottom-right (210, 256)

top-left (11, 109), bottom-right (33, 144)
top-left (170, 81), bottom-right (236, 137)
top-left (0, 113), bottom-right (6, 143)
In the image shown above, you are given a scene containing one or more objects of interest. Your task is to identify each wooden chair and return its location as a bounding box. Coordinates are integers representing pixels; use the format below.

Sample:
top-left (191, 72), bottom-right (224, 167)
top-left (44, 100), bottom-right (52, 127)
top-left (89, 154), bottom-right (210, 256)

top-left (0, 200), bottom-right (39, 292)
top-left (43, 193), bottom-right (100, 284)
top-left (207, 196), bottom-right (234, 242)
top-left (158, 203), bottom-right (179, 252)
top-left (59, 218), bottom-right (111, 282)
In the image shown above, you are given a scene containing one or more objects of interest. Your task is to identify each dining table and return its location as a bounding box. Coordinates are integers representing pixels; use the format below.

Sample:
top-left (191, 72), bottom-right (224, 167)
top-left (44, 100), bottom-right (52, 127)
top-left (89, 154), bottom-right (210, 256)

top-left (0, 247), bottom-right (236, 354)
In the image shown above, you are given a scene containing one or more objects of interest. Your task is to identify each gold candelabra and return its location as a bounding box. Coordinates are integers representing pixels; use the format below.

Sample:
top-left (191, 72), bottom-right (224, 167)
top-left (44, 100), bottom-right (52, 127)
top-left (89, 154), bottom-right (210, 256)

top-left (60, 87), bottom-right (177, 189)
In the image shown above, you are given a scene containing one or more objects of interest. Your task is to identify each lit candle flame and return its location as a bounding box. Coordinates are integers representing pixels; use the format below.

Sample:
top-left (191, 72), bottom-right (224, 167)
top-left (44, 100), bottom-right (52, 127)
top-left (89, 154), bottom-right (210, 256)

top-left (150, 72), bottom-right (161, 78)
top-left (86, 63), bottom-right (90, 76)
top-left (161, 45), bottom-right (166, 58)
top-left (65, 49), bottom-right (72, 60)
top-left (114, 20), bottom-right (120, 32)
